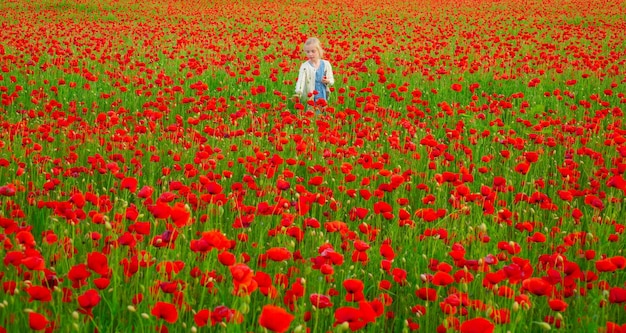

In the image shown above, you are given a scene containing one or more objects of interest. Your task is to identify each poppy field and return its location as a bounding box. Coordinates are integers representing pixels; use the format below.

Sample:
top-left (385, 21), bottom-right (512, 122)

top-left (2, 0), bottom-right (626, 331)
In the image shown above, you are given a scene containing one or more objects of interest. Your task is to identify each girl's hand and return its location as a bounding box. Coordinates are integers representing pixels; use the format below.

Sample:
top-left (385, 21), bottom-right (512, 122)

top-left (322, 76), bottom-right (330, 85)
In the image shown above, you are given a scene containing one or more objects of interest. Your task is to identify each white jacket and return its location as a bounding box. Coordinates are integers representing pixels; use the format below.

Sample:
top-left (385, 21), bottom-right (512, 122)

top-left (294, 60), bottom-right (335, 101)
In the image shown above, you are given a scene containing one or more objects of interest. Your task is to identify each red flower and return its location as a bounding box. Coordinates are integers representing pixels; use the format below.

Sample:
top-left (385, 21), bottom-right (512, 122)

top-left (522, 277), bottom-right (553, 296)
top-left (524, 151), bottom-right (539, 163)
top-left (211, 305), bottom-right (243, 325)
top-left (343, 279), bottom-right (364, 293)
top-left (78, 289), bottom-right (101, 316)
top-left (596, 258), bottom-right (617, 272)
top-left (266, 247), bottom-right (292, 262)
top-left (584, 195), bottom-right (604, 210)
top-left (432, 271), bottom-right (454, 286)
top-left (611, 256), bottom-right (626, 269)
top-left (194, 309), bottom-right (210, 327)
top-left (605, 321), bottom-right (626, 333)
top-left (514, 162), bottom-right (530, 175)
top-left (489, 308), bottom-right (510, 324)
top-left (0, 184), bottom-right (16, 197)
top-left (87, 251), bottom-right (110, 276)
top-left (557, 190), bottom-right (574, 201)
top-left (217, 251), bottom-right (236, 266)
top-left (170, 202), bottom-right (190, 227)
top-left (416, 287), bottom-right (438, 301)
top-left (334, 306), bottom-right (367, 331)
top-left (548, 299), bottom-right (568, 312)
top-left (26, 286), bottom-right (52, 302)
top-left (258, 305), bottom-right (294, 333)
top-left (343, 278), bottom-right (365, 302)
top-left (310, 293), bottom-right (333, 309)
top-left (609, 287), bottom-right (626, 303)
top-left (527, 232), bottom-right (547, 243)
top-left (137, 185), bottom-right (154, 198)
top-left (276, 179), bottom-right (290, 191)
top-left (120, 177), bottom-right (138, 193)
top-left (2, 281), bottom-right (17, 294)
top-left (460, 317), bottom-right (495, 333)
top-left (392, 268), bottom-right (408, 285)
top-left (308, 176), bottom-right (323, 186)
top-left (191, 230), bottom-right (232, 253)
top-left (230, 263), bottom-right (257, 295)
top-left (93, 277), bottom-right (110, 290)
top-left (28, 312), bottom-right (48, 331)
top-left (151, 301), bottom-right (178, 323)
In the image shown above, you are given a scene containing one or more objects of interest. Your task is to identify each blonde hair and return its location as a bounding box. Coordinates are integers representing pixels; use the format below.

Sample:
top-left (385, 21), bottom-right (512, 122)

top-left (304, 37), bottom-right (324, 58)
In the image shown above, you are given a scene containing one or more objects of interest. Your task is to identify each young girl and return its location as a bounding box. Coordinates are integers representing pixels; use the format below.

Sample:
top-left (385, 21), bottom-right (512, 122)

top-left (294, 37), bottom-right (335, 108)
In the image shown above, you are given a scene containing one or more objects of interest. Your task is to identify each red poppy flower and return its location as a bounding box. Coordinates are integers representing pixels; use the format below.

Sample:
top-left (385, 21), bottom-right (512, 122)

top-left (2, 281), bottom-right (17, 294)
top-left (460, 317), bottom-right (495, 333)
top-left (258, 305), bottom-right (294, 333)
top-left (78, 289), bottom-right (101, 316)
top-left (217, 251), bottom-right (236, 266)
top-left (93, 277), bottom-right (110, 290)
top-left (310, 293), bottom-right (333, 308)
top-left (170, 202), bottom-right (190, 227)
top-left (308, 176), bottom-right (323, 186)
top-left (213, 305), bottom-right (244, 325)
top-left (194, 309), bottom-right (211, 327)
top-left (392, 268), bottom-right (408, 285)
top-left (0, 184), bottom-right (16, 197)
top-left (527, 232), bottom-right (547, 243)
top-left (276, 179), bottom-right (290, 191)
top-left (514, 162), bottom-right (530, 175)
top-left (151, 301), bottom-right (178, 323)
top-left (230, 263), bottom-right (257, 295)
top-left (548, 299), bottom-right (568, 312)
top-left (26, 285), bottom-right (52, 302)
top-left (28, 312), bottom-right (48, 331)
top-left (416, 287), bottom-right (438, 301)
top-left (604, 321), bottom-right (626, 333)
top-left (334, 306), bottom-right (368, 331)
top-left (343, 278), bottom-right (365, 302)
top-left (522, 277), bottom-right (553, 296)
top-left (489, 308), bottom-right (510, 324)
top-left (266, 247), bottom-right (292, 261)
top-left (343, 279), bottom-right (365, 293)
top-left (584, 195), bottom-right (604, 210)
top-left (432, 271), bottom-right (454, 286)
top-left (149, 202), bottom-right (171, 219)
top-left (611, 256), bottom-right (626, 269)
top-left (120, 177), bottom-right (138, 193)
top-left (557, 190), bottom-right (574, 201)
top-left (609, 287), bottom-right (626, 303)
top-left (137, 185), bottom-right (154, 198)
top-left (87, 251), bottom-right (110, 276)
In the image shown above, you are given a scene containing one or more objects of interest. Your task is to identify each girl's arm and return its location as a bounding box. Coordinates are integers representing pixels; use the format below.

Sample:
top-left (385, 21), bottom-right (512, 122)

top-left (294, 63), bottom-right (307, 96)
top-left (324, 61), bottom-right (335, 87)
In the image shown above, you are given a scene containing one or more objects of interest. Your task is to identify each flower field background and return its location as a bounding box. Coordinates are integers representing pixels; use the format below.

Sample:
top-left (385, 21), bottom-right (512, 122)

top-left (1, 0), bottom-right (626, 331)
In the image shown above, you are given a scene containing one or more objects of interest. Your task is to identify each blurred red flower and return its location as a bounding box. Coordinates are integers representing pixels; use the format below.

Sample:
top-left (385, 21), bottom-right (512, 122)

top-left (460, 317), bottom-right (494, 333)
top-left (548, 299), bottom-right (568, 312)
top-left (151, 301), bottom-right (178, 323)
top-left (258, 305), bottom-right (294, 333)
top-left (522, 277), bottom-right (553, 296)
top-left (28, 312), bottom-right (48, 331)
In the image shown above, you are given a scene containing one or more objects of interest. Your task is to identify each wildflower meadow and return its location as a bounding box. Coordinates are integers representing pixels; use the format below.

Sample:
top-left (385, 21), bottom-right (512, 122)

top-left (1, 0), bottom-right (626, 332)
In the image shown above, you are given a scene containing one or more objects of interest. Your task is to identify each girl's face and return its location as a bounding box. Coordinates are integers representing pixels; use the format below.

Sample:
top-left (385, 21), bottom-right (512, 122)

top-left (304, 45), bottom-right (320, 61)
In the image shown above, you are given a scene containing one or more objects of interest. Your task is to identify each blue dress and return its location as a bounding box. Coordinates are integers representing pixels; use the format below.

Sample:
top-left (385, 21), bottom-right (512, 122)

top-left (314, 61), bottom-right (327, 102)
